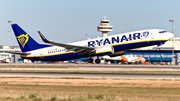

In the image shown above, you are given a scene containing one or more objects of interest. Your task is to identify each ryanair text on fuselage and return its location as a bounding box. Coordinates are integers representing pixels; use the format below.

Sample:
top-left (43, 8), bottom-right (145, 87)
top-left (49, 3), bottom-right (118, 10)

top-left (88, 31), bottom-right (149, 47)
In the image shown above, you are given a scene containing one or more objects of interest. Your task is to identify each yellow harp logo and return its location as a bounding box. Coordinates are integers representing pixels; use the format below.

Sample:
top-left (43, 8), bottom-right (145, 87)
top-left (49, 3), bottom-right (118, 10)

top-left (16, 34), bottom-right (29, 48)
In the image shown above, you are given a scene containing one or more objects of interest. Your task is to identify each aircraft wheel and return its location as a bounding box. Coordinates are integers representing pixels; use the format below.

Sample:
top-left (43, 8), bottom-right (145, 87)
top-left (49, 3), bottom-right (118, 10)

top-left (139, 61), bottom-right (142, 64)
top-left (88, 58), bottom-right (93, 63)
top-left (135, 62), bottom-right (138, 64)
top-left (95, 59), bottom-right (101, 64)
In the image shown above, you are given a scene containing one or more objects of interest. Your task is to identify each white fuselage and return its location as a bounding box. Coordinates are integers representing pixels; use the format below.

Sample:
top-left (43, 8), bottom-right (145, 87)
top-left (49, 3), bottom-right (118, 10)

top-left (22, 29), bottom-right (174, 61)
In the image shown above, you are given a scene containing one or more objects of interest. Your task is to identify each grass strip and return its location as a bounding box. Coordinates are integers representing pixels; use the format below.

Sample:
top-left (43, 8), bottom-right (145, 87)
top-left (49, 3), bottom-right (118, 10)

top-left (0, 84), bottom-right (180, 101)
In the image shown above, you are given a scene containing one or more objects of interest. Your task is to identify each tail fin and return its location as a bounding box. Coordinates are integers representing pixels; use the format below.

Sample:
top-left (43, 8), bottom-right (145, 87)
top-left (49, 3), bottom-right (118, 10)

top-left (11, 23), bottom-right (51, 52)
top-left (120, 56), bottom-right (128, 62)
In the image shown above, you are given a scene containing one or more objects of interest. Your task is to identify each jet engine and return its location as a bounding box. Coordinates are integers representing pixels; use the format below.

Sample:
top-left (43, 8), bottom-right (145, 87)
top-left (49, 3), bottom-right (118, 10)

top-left (95, 46), bottom-right (114, 54)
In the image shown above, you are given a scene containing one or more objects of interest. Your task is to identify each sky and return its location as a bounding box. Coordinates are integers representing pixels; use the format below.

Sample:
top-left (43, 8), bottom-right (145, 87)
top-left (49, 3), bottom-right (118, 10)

top-left (0, 0), bottom-right (180, 46)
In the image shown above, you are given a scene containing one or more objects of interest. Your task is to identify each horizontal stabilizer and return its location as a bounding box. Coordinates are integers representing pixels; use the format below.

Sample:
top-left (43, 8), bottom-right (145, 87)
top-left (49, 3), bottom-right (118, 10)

top-left (4, 51), bottom-right (30, 55)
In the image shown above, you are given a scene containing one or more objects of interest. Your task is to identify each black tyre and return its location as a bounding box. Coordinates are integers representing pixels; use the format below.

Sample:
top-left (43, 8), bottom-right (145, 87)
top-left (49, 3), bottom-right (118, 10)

top-left (88, 58), bottom-right (93, 63)
top-left (95, 59), bottom-right (101, 64)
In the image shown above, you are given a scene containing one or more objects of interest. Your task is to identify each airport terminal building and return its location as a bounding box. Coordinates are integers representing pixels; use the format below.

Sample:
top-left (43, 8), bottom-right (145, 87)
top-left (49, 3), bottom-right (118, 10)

top-left (126, 37), bottom-right (180, 64)
top-left (0, 45), bottom-right (21, 63)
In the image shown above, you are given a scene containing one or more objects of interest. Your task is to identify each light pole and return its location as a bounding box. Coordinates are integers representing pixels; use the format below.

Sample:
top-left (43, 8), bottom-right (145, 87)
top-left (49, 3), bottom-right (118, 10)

top-left (7, 31), bottom-right (11, 48)
top-left (169, 19), bottom-right (177, 65)
top-left (8, 20), bottom-right (14, 63)
top-left (8, 20), bottom-right (14, 49)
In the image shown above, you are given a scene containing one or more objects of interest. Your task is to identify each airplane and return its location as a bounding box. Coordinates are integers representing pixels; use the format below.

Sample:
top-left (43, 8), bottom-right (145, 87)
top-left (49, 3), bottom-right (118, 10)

top-left (120, 55), bottom-right (146, 64)
top-left (101, 55), bottom-right (146, 64)
top-left (9, 23), bottom-right (174, 63)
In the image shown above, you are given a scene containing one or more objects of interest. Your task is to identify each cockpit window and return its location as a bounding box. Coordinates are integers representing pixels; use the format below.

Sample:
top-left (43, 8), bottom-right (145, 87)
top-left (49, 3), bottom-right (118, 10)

top-left (159, 31), bottom-right (167, 33)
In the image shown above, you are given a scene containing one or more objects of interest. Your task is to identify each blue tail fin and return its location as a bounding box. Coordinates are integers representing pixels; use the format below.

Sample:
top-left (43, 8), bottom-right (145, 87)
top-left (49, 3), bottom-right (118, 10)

top-left (11, 23), bottom-right (51, 52)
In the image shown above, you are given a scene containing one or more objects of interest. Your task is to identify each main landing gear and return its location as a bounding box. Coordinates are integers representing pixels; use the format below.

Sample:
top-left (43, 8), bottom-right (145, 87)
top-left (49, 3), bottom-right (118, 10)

top-left (87, 57), bottom-right (101, 64)
top-left (95, 58), bottom-right (101, 64)
top-left (87, 58), bottom-right (93, 63)
top-left (87, 52), bottom-right (101, 64)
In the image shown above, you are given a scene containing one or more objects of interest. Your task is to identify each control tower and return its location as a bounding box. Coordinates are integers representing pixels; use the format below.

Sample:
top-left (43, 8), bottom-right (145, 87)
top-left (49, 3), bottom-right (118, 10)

top-left (97, 16), bottom-right (113, 37)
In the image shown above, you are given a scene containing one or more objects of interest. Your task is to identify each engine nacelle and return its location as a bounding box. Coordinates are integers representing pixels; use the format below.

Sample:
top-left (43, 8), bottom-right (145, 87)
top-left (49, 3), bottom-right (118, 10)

top-left (95, 46), bottom-right (114, 55)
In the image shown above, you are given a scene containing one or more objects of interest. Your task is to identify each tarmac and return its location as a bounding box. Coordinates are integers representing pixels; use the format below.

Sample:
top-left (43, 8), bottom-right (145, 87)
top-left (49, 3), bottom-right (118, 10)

top-left (0, 71), bottom-right (180, 80)
top-left (0, 63), bottom-right (180, 67)
top-left (0, 63), bottom-right (180, 80)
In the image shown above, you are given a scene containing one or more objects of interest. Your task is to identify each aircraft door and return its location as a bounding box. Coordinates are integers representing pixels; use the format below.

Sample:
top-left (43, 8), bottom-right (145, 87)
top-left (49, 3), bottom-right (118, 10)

top-left (141, 34), bottom-right (144, 40)
top-left (40, 50), bottom-right (44, 59)
top-left (150, 32), bottom-right (154, 39)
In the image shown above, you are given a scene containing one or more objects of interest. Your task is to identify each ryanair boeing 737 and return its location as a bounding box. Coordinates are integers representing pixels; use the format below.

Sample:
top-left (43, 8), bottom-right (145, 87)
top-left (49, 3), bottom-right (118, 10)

top-left (10, 23), bottom-right (174, 63)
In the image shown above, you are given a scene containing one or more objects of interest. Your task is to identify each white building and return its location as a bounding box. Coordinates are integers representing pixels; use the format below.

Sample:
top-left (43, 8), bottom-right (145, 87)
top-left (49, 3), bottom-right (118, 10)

top-left (0, 45), bottom-right (21, 62)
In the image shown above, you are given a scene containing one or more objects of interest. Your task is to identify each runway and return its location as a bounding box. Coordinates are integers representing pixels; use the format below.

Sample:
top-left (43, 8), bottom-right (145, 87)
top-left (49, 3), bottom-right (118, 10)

top-left (1, 63), bottom-right (180, 68)
top-left (1, 63), bottom-right (180, 80)
top-left (1, 71), bottom-right (180, 80)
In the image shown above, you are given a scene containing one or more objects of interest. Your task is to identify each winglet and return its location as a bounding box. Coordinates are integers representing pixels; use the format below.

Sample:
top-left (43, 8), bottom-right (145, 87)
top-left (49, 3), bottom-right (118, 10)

top-left (38, 31), bottom-right (50, 43)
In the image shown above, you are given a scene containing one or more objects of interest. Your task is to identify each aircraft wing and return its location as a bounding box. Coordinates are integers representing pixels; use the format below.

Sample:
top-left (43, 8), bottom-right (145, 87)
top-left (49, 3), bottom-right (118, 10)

top-left (38, 31), bottom-right (95, 54)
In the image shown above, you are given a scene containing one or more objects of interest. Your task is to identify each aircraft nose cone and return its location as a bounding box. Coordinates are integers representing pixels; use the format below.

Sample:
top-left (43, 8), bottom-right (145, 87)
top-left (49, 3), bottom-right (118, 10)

top-left (167, 33), bottom-right (174, 39)
top-left (169, 33), bottom-right (174, 39)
